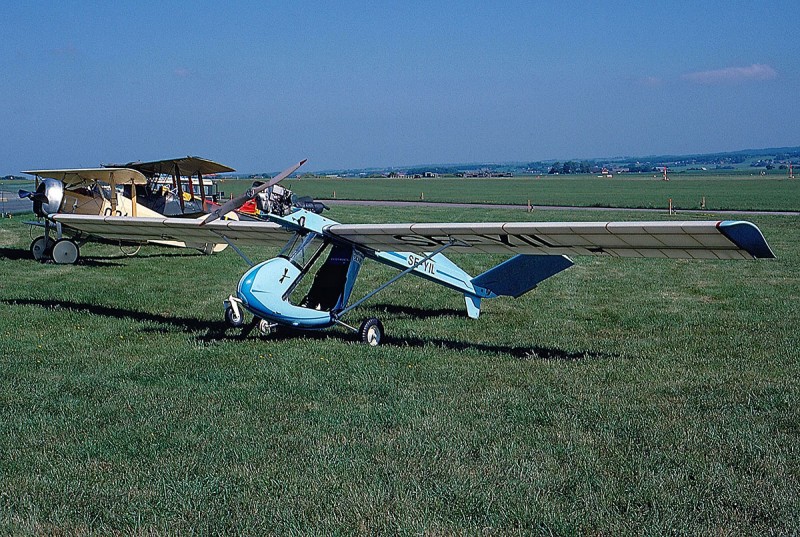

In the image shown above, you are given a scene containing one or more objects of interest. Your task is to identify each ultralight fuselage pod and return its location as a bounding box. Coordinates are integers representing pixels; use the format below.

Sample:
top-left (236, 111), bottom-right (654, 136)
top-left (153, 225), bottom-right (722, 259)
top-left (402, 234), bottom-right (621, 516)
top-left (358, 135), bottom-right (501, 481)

top-left (237, 257), bottom-right (333, 328)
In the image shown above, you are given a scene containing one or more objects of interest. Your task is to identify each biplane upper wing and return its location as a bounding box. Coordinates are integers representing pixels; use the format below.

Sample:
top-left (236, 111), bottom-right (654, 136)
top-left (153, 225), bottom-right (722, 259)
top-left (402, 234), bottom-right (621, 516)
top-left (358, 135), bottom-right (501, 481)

top-left (116, 156), bottom-right (235, 176)
top-left (51, 214), bottom-right (291, 247)
top-left (325, 221), bottom-right (775, 260)
top-left (23, 168), bottom-right (148, 186)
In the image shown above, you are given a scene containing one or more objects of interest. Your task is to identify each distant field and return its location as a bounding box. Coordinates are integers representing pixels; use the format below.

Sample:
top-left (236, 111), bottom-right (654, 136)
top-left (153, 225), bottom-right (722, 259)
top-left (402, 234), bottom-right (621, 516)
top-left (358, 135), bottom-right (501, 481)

top-left (1, 206), bottom-right (797, 534)
top-left (219, 174), bottom-right (800, 212)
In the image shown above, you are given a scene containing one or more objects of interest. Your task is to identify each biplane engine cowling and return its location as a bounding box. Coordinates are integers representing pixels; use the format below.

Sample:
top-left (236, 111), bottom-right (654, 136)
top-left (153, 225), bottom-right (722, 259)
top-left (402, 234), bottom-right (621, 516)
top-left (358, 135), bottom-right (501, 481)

top-left (32, 178), bottom-right (65, 217)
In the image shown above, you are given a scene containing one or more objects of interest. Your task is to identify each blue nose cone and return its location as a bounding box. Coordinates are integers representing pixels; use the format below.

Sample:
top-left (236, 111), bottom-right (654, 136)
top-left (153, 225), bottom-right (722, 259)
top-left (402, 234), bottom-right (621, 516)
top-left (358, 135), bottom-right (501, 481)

top-left (235, 258), bottom-right (333, 328)
top-left (237, 259), bottom-right (292, 313)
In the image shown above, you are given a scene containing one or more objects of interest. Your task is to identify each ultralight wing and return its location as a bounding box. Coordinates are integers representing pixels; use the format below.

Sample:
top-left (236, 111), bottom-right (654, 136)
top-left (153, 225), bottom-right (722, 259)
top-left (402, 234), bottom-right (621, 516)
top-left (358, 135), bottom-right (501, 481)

top-left (325, 221), bottom-right (775, 260)
top-left (23, 168), bottom-right (148, 186)
top-left (51, 214), bottom-right (292, 247)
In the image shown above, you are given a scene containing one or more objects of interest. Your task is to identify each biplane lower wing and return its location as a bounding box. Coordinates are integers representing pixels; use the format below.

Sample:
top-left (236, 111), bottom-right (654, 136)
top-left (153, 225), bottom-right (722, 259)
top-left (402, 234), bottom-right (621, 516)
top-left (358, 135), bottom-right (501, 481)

top-left (51, 214), bottom-right (291, 247)
top-left (326, 221), bottom-right (775, 260)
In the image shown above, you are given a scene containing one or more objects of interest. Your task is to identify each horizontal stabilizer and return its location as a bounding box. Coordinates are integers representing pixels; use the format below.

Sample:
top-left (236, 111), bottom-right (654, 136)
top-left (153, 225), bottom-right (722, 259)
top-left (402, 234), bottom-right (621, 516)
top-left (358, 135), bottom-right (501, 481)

top-left (718, 221), bottom-right (776, 259)
top-left (472, 254), bottom-right (574, 298)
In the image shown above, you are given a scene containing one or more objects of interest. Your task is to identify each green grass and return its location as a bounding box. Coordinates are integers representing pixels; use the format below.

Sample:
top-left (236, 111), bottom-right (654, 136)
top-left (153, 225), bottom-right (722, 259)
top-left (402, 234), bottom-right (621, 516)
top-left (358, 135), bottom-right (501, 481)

top-left (218, 173), bottom-right (800, 212)
top-left (0, 206), bottom-right (798, 534)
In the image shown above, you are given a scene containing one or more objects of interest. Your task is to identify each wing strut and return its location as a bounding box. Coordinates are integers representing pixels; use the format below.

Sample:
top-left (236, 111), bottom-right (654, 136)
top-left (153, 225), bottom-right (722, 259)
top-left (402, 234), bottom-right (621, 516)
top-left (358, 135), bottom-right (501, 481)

top-left (217, 234), bottom-right (255, 267)
top-left (173, 163), bottom-right (185, 214)
top-left (335, 238), bottom-right (462, 319)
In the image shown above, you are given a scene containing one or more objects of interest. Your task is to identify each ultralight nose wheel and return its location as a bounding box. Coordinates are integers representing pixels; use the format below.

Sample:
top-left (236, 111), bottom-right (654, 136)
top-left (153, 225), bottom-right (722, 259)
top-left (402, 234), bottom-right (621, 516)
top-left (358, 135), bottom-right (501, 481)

top-left (359, 318), bottom-right (383, 346)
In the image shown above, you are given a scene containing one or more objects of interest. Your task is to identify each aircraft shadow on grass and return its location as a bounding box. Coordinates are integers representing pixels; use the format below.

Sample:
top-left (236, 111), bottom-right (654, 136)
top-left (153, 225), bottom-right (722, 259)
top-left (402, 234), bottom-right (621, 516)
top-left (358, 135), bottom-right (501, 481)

top-left (0, 247), bottom-right (39, 261)
top-left (1, 298), bottom-right (610, 361)
top-left (0, 247), bottom-right (125, 267)
top-left (0, 247), bottom-right (202, 267)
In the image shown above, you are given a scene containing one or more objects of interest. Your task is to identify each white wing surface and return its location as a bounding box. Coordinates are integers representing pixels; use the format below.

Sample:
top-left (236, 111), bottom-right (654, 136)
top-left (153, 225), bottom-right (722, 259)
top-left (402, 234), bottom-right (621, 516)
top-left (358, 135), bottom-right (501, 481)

top-left (325, 220), bottom-right (775, 260)
top-left (52, 214), bottom-right (292, 247)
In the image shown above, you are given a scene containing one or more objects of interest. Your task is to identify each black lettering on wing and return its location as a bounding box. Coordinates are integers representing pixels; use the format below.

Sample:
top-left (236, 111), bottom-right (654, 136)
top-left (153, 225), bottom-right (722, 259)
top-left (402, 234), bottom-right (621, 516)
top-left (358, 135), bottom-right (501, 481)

top-left (514, 233), bottom-right (557, 248)
top-left (393, 234), bottom-right (439, 248)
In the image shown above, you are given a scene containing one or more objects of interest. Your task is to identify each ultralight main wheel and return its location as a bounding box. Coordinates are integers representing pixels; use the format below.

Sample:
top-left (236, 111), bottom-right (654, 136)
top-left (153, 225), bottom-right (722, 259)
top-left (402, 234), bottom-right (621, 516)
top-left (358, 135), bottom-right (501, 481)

top-left (258, 319), bottom-right (274, 335)
top-left (359, 318), bottom-right (383, 346)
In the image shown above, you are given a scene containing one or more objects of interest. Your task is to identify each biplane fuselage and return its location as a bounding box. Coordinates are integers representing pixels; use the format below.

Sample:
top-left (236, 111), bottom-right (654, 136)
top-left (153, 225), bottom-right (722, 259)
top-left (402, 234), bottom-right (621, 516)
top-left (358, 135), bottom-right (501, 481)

top-left (20, 157), bottom-right (237, 263)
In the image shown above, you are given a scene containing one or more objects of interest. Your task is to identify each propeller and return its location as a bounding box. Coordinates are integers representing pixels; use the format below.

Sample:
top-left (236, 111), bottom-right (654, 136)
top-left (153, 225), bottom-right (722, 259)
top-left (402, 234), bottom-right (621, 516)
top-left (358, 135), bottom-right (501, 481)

top-left (202, 159), bottom-right (307, 225)
top-left (18, 189), bottom-right (47, 202)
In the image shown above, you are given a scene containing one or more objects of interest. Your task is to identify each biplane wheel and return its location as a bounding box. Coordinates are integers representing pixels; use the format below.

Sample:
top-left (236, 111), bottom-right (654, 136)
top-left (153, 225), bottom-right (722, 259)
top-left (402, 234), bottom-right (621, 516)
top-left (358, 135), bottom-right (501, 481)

top-left (30, 237), bottom-right (54, 261)
top-left (52, 239), bottom-right (80, 265)
top-left (225, 306), bottom-right (245, 328)
top-left (359, 318), bottom-right (383, 346)
top-left (258, 319), bottom-right (273, 335)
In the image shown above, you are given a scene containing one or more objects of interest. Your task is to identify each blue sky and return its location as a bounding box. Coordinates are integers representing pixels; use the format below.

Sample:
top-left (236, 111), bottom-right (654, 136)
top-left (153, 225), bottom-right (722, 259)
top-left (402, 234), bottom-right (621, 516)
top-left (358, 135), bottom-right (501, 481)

top-left (2, 1), bottom-right (799, 174)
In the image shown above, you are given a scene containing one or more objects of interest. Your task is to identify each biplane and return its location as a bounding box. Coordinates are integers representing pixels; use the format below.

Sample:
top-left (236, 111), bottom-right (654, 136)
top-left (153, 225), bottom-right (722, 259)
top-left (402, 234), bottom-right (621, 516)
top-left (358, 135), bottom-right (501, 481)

top-left (19, 156), bottom-right (237, 263)
top-left (50, 160), bottom-right (775, 346)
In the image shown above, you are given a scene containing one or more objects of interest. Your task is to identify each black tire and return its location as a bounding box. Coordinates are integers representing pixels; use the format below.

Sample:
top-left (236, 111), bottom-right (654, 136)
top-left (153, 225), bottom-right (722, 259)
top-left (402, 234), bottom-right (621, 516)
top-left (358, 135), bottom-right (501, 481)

top-left (225, 306), bottom-right (244, 328)
top-left (359, 318), bottom-right (383, 346)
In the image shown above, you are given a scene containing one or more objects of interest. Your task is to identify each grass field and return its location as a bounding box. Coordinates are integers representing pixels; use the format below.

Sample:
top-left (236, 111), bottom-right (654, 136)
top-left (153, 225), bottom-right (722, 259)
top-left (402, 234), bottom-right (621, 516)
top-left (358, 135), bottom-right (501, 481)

top-left (1, 203), bottom-right (798, 534)
top-left (219, 174), bottom-right (800, 213)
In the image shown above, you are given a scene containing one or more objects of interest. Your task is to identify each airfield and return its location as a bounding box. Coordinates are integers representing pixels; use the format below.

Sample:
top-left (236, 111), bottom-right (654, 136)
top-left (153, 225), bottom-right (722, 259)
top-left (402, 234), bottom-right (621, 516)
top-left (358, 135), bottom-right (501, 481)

top-left (0, 174), bottom-right (798, 533)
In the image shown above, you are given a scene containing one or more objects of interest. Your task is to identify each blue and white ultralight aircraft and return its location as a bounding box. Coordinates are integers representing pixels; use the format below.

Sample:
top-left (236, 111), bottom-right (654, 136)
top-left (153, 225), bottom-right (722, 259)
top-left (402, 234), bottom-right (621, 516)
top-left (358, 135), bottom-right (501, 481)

top-left (50, 160), bottom-right (776, 345)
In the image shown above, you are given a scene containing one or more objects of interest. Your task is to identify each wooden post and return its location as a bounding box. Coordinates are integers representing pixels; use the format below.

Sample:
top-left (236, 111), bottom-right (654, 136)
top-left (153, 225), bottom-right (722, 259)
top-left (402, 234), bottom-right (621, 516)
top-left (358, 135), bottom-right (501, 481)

top-left (527, 199), bottom-right (532, 212)
top-left (701, 196), bottom-right (706, 209)
top-left (668, 198), bottom-right (673, 215)
top-left (333, 191), bottom-right (336, 199)
top-left (420, 192), bottom-right (424, 200)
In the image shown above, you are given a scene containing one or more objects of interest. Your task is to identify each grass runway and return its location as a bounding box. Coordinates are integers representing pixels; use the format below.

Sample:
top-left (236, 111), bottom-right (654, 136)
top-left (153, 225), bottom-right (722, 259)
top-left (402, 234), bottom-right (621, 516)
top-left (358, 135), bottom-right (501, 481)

top-left (0, 203), bottom-right (798, 534)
